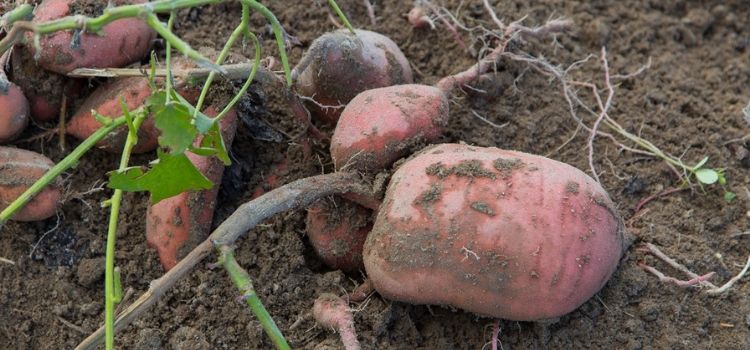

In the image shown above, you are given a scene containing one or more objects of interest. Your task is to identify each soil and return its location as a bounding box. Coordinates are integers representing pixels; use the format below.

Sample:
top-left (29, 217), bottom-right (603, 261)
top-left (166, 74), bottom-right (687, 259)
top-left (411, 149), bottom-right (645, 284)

top-left (2, 0), bottom-right (750, 349)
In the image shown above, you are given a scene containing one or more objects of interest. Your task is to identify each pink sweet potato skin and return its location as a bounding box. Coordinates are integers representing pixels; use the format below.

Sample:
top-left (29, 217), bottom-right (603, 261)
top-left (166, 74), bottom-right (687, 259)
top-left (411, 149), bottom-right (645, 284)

top-left (67, 73), bottom-right (200, 154)
top-left (0, 82), bottom-right (30, 143)
top-left (146, 107), bottom-right (238, 271)
top-left (363, 144), bottom-right (624, 321)
top-left (306, 197), bottom-right (372, 272)
top-left (296, 29), bottom-right (413, 124)
top-left (0, 147), bottom-right (61, 221)
top-left (67, 77), bottom-right (157, 153)
top-left (330, 84), bottom-right (448, 173)
top-left (28, 0), bottom-right (155, 74)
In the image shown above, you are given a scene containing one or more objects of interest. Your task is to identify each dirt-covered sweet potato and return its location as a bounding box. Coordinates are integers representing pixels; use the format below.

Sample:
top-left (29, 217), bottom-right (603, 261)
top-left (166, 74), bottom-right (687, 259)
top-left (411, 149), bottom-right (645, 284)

top-left (27, 0), bottom-right (155, 74)
top-left (146, 107), bottom-right (238, 271)
top-left (330, 84), bottom-right (448, 172)
top-left (363, 143), bottom-right (624, 321)
top-left (10, 47), bottom-right (79, 122)
top-left (66, 76), bottom-right (158, 153)
top-left (295, 29), bottom-right (413, 124)
top-left (0, 146), bottom-right (61, 221)
top-left (67, 70), bottom-right (200, 153)
top-left (0, 80), bottom-right (30, 144)
top-left (329, 40), bottom-right (520, 175)
top-left (306, 196), bottom-right (372, 272)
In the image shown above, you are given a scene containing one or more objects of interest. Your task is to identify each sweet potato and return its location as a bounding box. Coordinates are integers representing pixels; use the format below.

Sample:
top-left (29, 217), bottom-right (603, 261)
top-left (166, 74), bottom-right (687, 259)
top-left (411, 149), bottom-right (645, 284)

top-left (10, 47), bottom-right (80, 122)
top-left (328, 38), bottom-right (514, 173)
top-left (27, 0), bottom-right (155, 74)
top-left (330, 84), bottom-right (448, 172)
top-left (0, 80), bottom-right (30, 144)
top-left (363, 144), bottom-right (624, 321)
top-left (146, 107), bottom-right (238, 271)
top-left (0, 146), bottom-right (61, 221)
top-left (67, 70), bottom-right (200, 153)
top-left (66, 76), bottom-right (158, 154)
top-left (295, 29), bottom-right (413, 124)
top-left (313, 293), bottom-right (361, 350)
top-left (306, 197), bottom-right (372, 272)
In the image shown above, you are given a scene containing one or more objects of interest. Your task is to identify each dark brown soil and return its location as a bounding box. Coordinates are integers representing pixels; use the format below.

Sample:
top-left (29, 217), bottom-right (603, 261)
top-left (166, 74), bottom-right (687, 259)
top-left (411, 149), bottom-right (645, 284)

top-left (2, 0), bottom-right (750, 349)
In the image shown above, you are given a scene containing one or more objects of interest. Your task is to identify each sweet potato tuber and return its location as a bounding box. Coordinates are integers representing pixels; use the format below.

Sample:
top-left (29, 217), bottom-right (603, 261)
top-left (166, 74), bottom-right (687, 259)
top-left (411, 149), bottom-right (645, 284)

top-left (330, 84), bottom-right (448, 172)
top-left (27, 0), bottom-right (155, 74)
top-left (306, 196), bottom-right (372, 272)
top-left (146, 107), bottom-right (238, 271)
top-left (295, 29), bottom-right (413, 124)
top-left (363, 144), bottom-right (624, 321)
top-left (329, 39), bottom-right (513, 173)
top-left (0, 79), bottom-right (30, 144)
top-left (66, 76), bottom-right (158, 154)
top-left (10, 47), bottom-right (80, 122)
top-left (0, 146), bottom-right (61, 221)
top-left (67, 69), bottom-right (200, 153)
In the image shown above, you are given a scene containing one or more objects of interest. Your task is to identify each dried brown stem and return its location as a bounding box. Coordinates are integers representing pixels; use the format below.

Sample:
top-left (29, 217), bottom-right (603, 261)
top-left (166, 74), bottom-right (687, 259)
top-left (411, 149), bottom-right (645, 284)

top-left (76, 172), bottom-right (374, 350)
top-left (67, 63), bottom-right (277, 84)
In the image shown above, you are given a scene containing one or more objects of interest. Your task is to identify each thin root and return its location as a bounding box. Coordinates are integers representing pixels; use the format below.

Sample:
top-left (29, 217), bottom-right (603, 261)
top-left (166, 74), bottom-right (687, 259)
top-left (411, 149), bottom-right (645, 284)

top-left (640, 243), bottom-right (750, 295)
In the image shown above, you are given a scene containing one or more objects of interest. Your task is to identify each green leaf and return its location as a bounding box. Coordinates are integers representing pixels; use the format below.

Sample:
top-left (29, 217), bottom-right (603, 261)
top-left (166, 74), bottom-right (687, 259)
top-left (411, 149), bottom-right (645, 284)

top-left (154, 103), bottom-right (198, 154)
top-left (200, 122), bottom-right (230, 165)
top-left (108, 152), bottom-right (213, 203)
top-left (724, 191), bottom-right (737, 202)
top-left (170, 90), bottom-right (214, 133)
top-left (693, 156), bottom-right (709, 170)
top-left (147, 90), bottom-right (167, 109)
top-left (694, 168), bottom-right (719, 185)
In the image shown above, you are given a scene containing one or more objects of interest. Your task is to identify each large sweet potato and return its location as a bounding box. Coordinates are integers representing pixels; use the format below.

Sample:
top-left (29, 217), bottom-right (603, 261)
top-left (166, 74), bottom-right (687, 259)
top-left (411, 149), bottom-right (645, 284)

top-left (363, 144), bottom-right (624, 321)
top-left (67, 69), bottom-right (200, 153)
top-left (66, 77), bottom-right (158, 153)
top-left (146, 107), bottom-right (238, 270)
top-left (0, 147), bottom-right (61, 221)
top-left (27, 0), bottom-right (155, 74)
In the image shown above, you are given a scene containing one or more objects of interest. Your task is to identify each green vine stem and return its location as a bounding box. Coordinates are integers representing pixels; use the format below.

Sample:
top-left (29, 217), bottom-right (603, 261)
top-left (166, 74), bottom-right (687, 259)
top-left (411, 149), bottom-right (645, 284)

top-left (0, 3), bottom-right (33, 27)
top-left (0, 0), bottom-right (222, 63)
top-left (164, 12), bottom-right (177, 102)
top-left (219, 246), bottom-right (291, 350)
top-left (104, 106), bottom-right (148, 350)
top-left (327, 0), bottom-right (356, 34)
top-left (244, 0), bottom-right (292, 86)
top-left (217, 28), bottom-right (262, 119)
top-left (194, 3), bottom-right (251, 116)
top-left (0, 117), bottom-right (127, 230)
